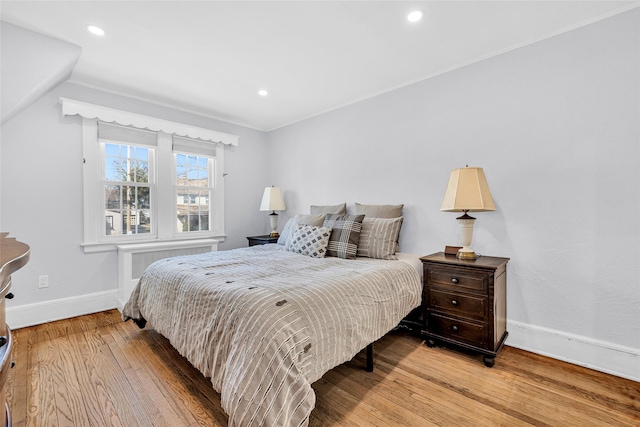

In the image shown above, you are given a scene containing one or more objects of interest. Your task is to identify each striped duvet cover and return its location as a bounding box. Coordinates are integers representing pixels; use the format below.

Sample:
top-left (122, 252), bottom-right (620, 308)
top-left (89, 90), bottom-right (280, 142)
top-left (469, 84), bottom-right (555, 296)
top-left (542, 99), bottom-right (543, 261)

top-left (122, 244), bottom-right (421, 427)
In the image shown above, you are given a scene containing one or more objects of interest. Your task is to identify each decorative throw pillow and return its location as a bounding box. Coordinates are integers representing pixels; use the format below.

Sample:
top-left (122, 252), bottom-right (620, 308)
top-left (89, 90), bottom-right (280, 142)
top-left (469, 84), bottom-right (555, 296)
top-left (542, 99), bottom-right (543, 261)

top-left (282, 214), bottom-right (326, 249)
top-left (287, 225), bottom-right (333, 258)
top-left (354, 203), bottom-right (404, 252)
top-left (277, 218), bottom-right (294, 245)
top-left (322, 214), bottom-right (365, 259)
top-left (310, 203), bottom-right (347, 215)
top-left (357, 217), bottom-right (404, 260)
top-left (353, 203), bottom-right (403, 218)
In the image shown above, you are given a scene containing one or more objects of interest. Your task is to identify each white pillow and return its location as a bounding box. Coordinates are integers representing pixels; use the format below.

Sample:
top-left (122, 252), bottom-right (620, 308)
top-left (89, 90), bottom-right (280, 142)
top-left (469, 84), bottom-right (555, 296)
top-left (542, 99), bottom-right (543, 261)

top-left (287, 225), bottom-right (333, 258)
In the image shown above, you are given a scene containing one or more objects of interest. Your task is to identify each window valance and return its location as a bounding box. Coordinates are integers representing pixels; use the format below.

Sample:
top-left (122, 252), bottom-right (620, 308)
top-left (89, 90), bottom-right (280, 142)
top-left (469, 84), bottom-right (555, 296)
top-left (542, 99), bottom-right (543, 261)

top-left (60, 97), bottom-right (239, 146)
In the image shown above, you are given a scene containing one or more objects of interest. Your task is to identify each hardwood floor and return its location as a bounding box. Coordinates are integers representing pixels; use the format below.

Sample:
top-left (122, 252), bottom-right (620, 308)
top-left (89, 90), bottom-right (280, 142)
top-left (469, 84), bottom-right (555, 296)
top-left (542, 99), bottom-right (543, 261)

top-left (6, 310), bottom-right (639, 426)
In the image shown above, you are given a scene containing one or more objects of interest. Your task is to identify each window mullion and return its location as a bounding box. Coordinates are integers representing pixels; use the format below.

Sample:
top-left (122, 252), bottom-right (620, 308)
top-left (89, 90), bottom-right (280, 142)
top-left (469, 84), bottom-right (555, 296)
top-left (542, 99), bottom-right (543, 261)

top-left (156, 132), bottom-right (174, 240)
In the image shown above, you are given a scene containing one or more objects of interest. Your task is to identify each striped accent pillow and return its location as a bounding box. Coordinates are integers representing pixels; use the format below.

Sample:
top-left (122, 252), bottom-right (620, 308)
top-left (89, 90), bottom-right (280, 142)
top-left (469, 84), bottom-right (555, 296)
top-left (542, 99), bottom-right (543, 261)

top-left (288, 225), bottom-right (333, 258)
top-left (323, 214), bottom-right (365, 259)
top-left (357, 217), bottom-right (403, 260)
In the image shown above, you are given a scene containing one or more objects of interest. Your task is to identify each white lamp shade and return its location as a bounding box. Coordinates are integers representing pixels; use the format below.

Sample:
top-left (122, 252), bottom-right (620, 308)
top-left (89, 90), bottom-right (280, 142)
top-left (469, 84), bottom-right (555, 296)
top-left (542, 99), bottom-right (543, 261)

top-left (260, 186), bottom-right (286, 211)
top-left (441, 167), bottom-right (496, 212)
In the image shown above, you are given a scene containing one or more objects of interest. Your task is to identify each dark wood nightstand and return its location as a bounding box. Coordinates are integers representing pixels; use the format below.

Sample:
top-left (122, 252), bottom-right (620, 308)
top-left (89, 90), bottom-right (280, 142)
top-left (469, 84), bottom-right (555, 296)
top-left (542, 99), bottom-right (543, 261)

top-left (247, 235), bottom-right (279, 246)
top-left (420, 252), bottom-right (509, 367)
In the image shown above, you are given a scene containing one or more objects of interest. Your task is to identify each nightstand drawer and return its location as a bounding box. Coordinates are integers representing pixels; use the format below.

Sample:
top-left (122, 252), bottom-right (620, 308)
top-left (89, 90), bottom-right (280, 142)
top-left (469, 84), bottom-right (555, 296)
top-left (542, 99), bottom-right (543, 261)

top-left (247, 235), bottom-right (279, 246)
top-left (428, 289), bottom-right (486, 320)
top-left (427, 313), bottom-right (488, 349)
top-left (429, 267), bottom-right (487, 293)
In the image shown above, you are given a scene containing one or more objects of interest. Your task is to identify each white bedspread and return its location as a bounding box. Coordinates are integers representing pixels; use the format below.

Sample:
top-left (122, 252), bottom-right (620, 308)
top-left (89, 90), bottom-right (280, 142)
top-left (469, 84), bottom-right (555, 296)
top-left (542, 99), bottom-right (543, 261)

top-left (122, 244), bottom-right (421, 427)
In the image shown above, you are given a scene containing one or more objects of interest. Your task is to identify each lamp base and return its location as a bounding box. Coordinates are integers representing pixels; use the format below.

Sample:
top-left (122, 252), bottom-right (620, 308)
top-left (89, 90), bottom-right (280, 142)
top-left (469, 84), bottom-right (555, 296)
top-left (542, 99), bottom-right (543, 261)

top-left (456, 213), bottom-right (477, 260)
top-left (269, 211), bottom-right (279, 238)
top-left (457, 249), bottom-right (477, 260)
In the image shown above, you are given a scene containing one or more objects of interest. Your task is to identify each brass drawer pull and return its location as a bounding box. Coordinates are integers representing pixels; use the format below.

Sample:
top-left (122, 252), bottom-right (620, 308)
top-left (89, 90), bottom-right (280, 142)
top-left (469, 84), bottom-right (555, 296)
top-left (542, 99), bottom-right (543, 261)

top-left (451, 300), bottom-right (458, 306)
top-left (451, 278), bottom-right (459, 284)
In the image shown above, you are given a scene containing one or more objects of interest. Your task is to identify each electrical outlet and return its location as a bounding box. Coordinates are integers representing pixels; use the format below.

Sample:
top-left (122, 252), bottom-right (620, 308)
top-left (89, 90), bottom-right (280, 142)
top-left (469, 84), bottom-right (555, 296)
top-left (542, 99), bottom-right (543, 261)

top-left (38, 275), bottom-right (49, 288)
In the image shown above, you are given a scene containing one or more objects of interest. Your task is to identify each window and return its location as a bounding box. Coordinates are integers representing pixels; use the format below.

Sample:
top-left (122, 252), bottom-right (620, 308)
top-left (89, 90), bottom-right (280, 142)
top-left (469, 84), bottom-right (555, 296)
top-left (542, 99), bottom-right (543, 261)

top-left (65, 98), bottom-right (238, 253)
top-left (175, 153), bottom-right (212, 232)
top-left (172, 135), bottom-right (219, 235)
top-left (99, 123), bottom-right (156, 238)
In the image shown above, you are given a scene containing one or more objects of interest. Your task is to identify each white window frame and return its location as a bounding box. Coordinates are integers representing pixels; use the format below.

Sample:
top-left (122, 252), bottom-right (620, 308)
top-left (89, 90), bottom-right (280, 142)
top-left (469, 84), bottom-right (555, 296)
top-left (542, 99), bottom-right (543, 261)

top-left (63, 98), bottom-right (238, 253)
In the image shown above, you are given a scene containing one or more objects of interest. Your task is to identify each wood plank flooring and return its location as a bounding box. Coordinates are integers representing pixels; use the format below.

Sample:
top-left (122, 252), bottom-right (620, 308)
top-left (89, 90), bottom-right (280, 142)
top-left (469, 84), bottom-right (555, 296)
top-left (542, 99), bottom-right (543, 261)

top-left (6, 310), bottom-right (639, 426)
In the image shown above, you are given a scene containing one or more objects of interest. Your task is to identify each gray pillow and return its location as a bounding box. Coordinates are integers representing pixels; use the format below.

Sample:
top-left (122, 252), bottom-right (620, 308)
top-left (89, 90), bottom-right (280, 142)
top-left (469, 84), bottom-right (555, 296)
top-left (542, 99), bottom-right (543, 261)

top-left (357, 217), bottom-right (404, 260)
top-left (310, 203), bottom-right (347, 215)
top-left (353, 203), bottom-right (403, 218)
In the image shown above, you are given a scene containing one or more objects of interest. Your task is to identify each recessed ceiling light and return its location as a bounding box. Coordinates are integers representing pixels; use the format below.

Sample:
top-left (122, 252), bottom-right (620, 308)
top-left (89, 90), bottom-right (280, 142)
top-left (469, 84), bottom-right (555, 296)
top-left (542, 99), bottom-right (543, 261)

top-left (86, 24), bottom-right (105, 36)
top-left (407, 10), bottom-right (423, 23)
top-left (258, 89), bottom-right (268, 97)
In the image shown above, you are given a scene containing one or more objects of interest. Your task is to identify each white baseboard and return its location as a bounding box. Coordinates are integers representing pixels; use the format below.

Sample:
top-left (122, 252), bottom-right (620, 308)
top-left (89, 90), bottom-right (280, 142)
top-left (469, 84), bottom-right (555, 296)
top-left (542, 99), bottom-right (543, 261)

top-left (507, 320), bottom-right (639, 382)
top-left (6, 290), bottom-right (118, 329)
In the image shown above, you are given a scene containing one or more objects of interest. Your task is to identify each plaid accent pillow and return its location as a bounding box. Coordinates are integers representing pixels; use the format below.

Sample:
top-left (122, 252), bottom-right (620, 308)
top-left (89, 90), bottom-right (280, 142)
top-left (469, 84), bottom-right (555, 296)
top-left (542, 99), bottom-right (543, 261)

top-left (288, 225), bottom-right (333, 258)
top-left (357, 217), bottom-right (403, 260)
top-left (323, 214), bottom-right (365, 259)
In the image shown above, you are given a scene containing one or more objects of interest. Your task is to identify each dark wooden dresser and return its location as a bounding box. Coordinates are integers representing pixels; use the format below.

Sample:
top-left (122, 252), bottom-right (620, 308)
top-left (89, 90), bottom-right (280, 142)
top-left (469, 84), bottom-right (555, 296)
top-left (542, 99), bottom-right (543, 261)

top-left (420, 252), bottom-right (509, 367)
top-left (0, 233), bottom-right (30, 426)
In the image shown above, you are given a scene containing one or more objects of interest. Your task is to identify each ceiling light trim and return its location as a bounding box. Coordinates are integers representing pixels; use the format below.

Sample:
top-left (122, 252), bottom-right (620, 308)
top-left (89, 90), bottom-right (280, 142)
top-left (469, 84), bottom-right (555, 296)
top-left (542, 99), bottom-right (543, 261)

top-left (86, 24), bottom-right (105, 36)
top-left (59, 97), bottom-right (239, 146)
top-left (407, 10), bottom-right (423, 23)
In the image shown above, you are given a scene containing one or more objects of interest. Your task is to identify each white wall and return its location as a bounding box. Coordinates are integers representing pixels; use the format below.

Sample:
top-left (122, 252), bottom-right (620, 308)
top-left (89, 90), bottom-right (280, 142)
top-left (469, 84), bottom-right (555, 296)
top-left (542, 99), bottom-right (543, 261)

top-left (1, 8), bottom-right (637, 381)
top-left (1, 81), bottom-right (270, 324)
top-left (267, 10), bottom-right (640, 380)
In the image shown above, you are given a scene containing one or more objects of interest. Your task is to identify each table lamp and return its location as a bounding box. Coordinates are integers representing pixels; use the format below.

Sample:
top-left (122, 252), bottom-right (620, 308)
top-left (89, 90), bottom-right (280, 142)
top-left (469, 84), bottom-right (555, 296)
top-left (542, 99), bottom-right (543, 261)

top-left (260, 186), bottom-right (286, 237)
top-left (441, 166), bottom-right (495, 260)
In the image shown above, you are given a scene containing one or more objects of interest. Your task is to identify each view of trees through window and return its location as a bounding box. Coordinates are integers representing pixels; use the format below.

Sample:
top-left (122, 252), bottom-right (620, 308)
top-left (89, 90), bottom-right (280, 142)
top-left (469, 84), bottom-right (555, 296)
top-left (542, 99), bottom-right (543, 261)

top-left (176, 153), bottom-right (211, 232)
top-left (104, 143), bottom-right (152, 236)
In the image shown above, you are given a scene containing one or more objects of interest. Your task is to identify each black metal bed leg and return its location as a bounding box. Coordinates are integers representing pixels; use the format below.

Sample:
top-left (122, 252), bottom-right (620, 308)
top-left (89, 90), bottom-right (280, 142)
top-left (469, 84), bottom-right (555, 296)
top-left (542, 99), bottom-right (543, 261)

top-left (132, 317), bottom-right (147, 329)
top-left (365, 343), bottom-right (373, 372)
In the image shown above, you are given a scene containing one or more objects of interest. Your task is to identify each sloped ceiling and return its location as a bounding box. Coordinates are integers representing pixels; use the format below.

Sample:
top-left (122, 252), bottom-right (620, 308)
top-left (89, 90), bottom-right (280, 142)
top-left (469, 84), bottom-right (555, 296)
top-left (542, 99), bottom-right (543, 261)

top-left (1, 21), bottom-right (81, 124)
top-left (1, 1), bottom-right (637, 130)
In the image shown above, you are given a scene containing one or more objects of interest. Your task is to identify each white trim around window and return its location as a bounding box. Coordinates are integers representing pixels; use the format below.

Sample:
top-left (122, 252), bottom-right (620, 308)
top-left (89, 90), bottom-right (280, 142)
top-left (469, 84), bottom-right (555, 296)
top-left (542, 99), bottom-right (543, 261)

top-left (70, 101), bottom-right (235, 253)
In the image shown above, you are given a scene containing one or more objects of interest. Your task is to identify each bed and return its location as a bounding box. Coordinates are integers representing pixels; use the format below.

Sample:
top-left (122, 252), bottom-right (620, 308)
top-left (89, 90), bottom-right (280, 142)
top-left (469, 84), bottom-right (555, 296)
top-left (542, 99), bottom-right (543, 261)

top-left (122, 243), bottom-right (421, 427)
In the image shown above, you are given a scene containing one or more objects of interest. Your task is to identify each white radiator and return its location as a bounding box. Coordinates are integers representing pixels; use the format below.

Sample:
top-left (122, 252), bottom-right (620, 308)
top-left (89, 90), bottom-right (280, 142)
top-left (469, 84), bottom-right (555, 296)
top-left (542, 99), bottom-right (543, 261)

top-left (116, 239), bottom-right (218, 310)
